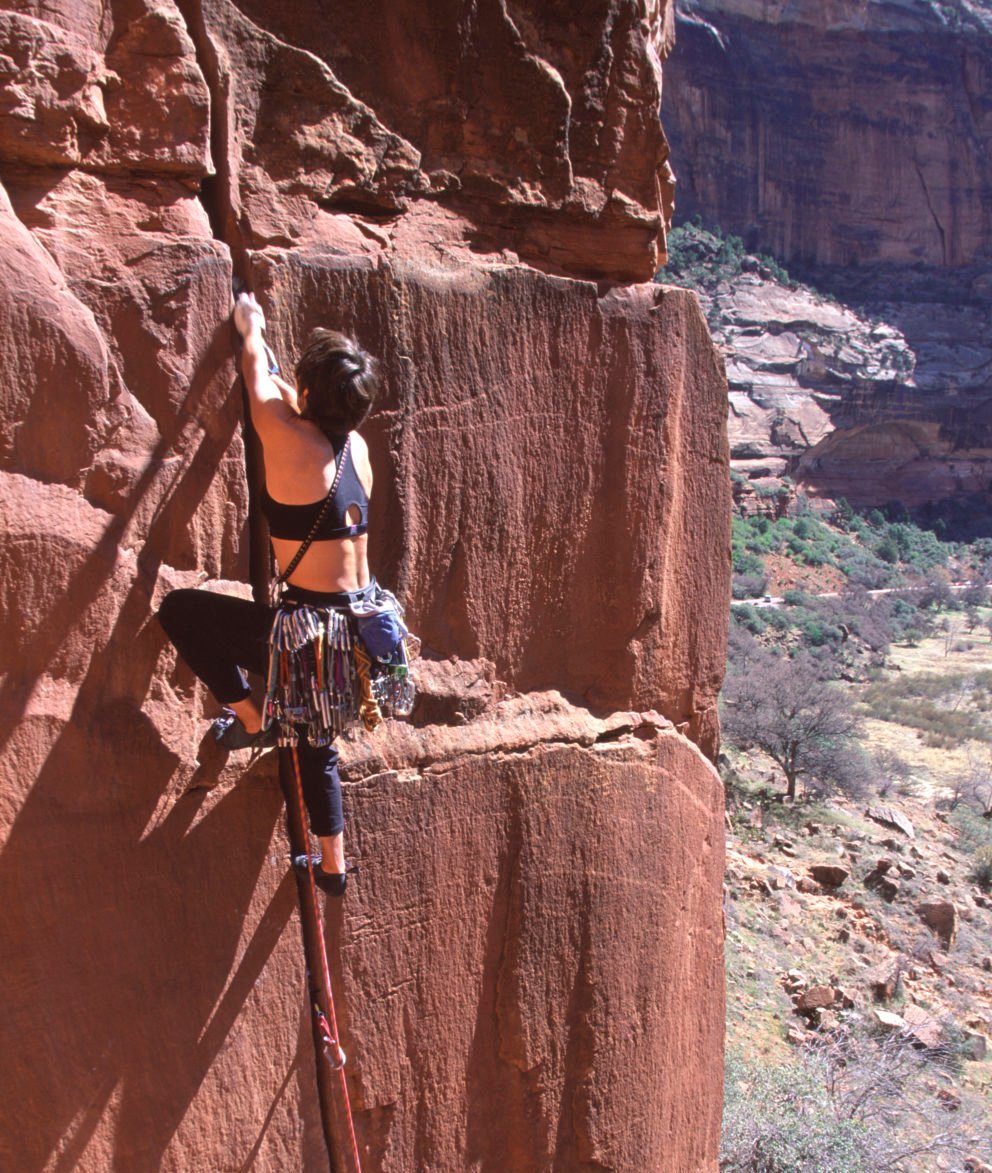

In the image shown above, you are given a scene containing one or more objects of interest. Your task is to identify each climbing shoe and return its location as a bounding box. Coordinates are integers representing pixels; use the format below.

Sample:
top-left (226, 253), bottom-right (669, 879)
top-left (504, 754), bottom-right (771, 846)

top-left (292, 854), bottom-right (359, 897)
top-left (212, 711), bottom-right (277, 751)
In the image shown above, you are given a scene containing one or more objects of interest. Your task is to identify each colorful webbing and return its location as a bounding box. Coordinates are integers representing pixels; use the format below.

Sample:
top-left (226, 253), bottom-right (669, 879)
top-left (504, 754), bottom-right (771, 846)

top-left (264, 602), bottom-right (414, 745)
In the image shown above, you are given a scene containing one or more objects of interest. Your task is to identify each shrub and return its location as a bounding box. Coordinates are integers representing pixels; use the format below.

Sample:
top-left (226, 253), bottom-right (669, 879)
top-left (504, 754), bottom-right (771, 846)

top-left (723, 1036), bottom-right (992, 1173)
top-left (876, 538), bottom-right (899, 564)
top-left (962, 582), bottom-right (989, 607)
top-left (660, 221), bottom-right (799, 293)
top-left (756, 481), bottom-right (786, 499)
top-left (782, 589), bottom-right (809, 607)
top-left (833, 498), bottom-right (855, 528)
top-left (917, 571), bottom-right (956, 610)
top-left (722, 1050), bottom-right (881, 1173)
top-left (972, 845), bottom-right (992, 890)
top-left (734, 549), bottom-right (766, 578)
top-left (841, 550), bottom-right (893, 589)
top-left (733, 604), bottom-right (767, 635)
top-left (950, 803), bottom-right (992, 853)
top-left (872, 748), bottom-right (915, 799)
top-left (763, 607), bottom-right (791, 632)
top-left (794, 614), bottom-right (843, 647)
top-left (733, 573), bottom-right (769, 600)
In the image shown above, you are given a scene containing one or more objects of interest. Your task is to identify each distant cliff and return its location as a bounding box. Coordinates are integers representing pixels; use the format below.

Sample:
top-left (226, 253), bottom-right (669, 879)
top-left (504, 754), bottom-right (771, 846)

top-left (664, 0), bottom-right (992, 268)
top-left (662, 1), bottom-right (992, 526)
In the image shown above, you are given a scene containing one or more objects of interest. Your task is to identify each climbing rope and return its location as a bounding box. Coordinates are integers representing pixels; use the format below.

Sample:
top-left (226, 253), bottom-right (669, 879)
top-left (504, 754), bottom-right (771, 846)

top-left (288, 742), bottom-right (363, 1172)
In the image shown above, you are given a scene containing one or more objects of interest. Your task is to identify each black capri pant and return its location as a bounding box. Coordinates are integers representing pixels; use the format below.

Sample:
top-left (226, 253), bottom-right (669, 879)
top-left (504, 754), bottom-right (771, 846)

top-left (157, 584), bottom-right (370, 838)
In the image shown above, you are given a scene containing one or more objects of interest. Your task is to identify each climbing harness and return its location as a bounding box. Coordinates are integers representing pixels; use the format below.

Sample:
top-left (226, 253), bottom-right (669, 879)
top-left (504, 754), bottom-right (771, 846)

top-left (259, 425), bottom-right (416, 743)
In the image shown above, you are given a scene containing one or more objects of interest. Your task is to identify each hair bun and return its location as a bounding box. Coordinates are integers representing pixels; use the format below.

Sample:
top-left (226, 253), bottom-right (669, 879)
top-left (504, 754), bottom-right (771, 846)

top-left (295, 330), bottom-right (379, 438)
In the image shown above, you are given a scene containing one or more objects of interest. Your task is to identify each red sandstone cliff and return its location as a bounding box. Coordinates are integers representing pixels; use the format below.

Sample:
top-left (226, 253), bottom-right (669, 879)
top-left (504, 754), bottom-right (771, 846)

top-left (0, 3), bottom-right (730, 1170)
top-left (661, 1), bottom-right (992, 520)
top-left (664, 0), bottom-right (992, 269)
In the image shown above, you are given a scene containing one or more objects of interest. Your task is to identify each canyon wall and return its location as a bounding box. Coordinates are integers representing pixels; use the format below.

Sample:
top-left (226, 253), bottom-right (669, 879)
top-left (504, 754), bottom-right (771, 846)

top-left (662, 1), bottom-right (992, 520)
top-left (664, 0), bottom-right (992, 269)
top-left (0, 2), bottom-right (730, 1171)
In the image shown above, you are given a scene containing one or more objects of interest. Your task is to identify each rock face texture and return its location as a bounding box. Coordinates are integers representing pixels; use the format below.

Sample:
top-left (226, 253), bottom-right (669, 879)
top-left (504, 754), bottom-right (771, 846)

top-left (698, 257), bottom-right (992, 514)
top-left (0, 3), bottom-right (729, 1172)
top-left (701, 273), bottom-right (916, 481)
top-left (660, 1), bottom-right (992, 519)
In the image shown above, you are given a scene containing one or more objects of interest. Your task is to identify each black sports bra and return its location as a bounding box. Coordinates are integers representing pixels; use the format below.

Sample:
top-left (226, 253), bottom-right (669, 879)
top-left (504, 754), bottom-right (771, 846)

top-left (261, 435), bottom-right (369, 541)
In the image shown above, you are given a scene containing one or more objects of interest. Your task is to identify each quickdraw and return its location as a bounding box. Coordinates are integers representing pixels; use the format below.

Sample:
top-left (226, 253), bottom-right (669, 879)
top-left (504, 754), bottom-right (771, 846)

top-left (265, 606), bottom-right (360, 744)
top-left (264, 598), bottom-right (416, 748)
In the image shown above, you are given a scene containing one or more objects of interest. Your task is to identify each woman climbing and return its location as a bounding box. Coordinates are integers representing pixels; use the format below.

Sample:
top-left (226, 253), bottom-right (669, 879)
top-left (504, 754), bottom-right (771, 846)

top-left (158, 291), bottom-right (409, 895)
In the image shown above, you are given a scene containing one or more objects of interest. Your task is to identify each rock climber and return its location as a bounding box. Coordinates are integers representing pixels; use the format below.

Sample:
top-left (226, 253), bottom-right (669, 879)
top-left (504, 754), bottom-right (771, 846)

top-left (157, 292), bottom-right (383, 895)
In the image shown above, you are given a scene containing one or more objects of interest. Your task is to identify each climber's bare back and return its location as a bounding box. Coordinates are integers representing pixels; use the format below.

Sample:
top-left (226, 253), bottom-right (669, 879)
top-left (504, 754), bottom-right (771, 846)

top-left (257, 393), bottom-right (374, 595)
top-left (234, 295), bottom-right (374, 593)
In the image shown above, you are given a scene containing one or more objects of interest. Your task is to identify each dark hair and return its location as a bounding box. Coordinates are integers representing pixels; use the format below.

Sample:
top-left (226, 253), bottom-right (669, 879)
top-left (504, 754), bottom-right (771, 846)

top-left (296, 329), bottom-right (378, 437)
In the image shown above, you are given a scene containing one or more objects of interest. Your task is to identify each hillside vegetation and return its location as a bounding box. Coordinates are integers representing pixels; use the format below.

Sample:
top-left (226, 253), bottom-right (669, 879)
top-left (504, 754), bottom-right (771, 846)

top-left (721, 484), bottom-right (992, 1172)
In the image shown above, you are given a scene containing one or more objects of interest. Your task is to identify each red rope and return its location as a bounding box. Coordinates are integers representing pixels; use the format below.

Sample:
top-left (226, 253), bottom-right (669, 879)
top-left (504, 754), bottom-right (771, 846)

top-left (289, 743), bottom-right (363, 1172)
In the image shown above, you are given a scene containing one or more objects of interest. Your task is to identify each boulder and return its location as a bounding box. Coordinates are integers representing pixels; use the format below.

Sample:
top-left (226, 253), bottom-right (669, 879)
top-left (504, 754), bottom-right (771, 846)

top-left (866, 807), bottom-right (916, 840)
top-left (864, 861), bottom-right (900, 902)
top-left (873, 1009), bottom-right (906, 1031)
top-left (809, 863), bottom-right (849, 888)
top-left (962, 1031), bottom-right (989, 1062)
top-left (765, 866), bottom-right (796, 892)
top-left (917, 901), bottom-right (959, 948)
top-left (796, 985), bottom-right (836, 1012)
top-left (902, 1004), bottom-right (943, 1050)
top-left (863, 958), bottom-right (904, 1003)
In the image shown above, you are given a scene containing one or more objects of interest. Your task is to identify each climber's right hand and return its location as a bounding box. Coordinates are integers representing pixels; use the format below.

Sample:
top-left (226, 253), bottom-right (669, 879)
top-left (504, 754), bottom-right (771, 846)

top-left (233, 291), bottom-right (266, 338)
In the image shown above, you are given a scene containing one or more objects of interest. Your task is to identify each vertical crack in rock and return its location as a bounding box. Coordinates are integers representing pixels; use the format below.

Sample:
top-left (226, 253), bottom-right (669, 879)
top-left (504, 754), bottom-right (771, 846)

top-left (172, 4), bottom-right (351, 1168)
top-left (912, 157), bottom-right (949, 266)
top-left (381, 261), bottom-right (418, 604)
top-left (175, 0), bottom-right (270, 601)
top-left (174, 0), bottom-right (240, 263)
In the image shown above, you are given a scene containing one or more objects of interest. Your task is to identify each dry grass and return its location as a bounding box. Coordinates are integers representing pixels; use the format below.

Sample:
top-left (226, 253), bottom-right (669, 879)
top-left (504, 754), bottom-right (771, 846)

top-left (858, 717), bottom-right (964, 798)
top-left (858, 610), bottom-right (992, 797)
top-left (886, 612), bottom-right (992, 676)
